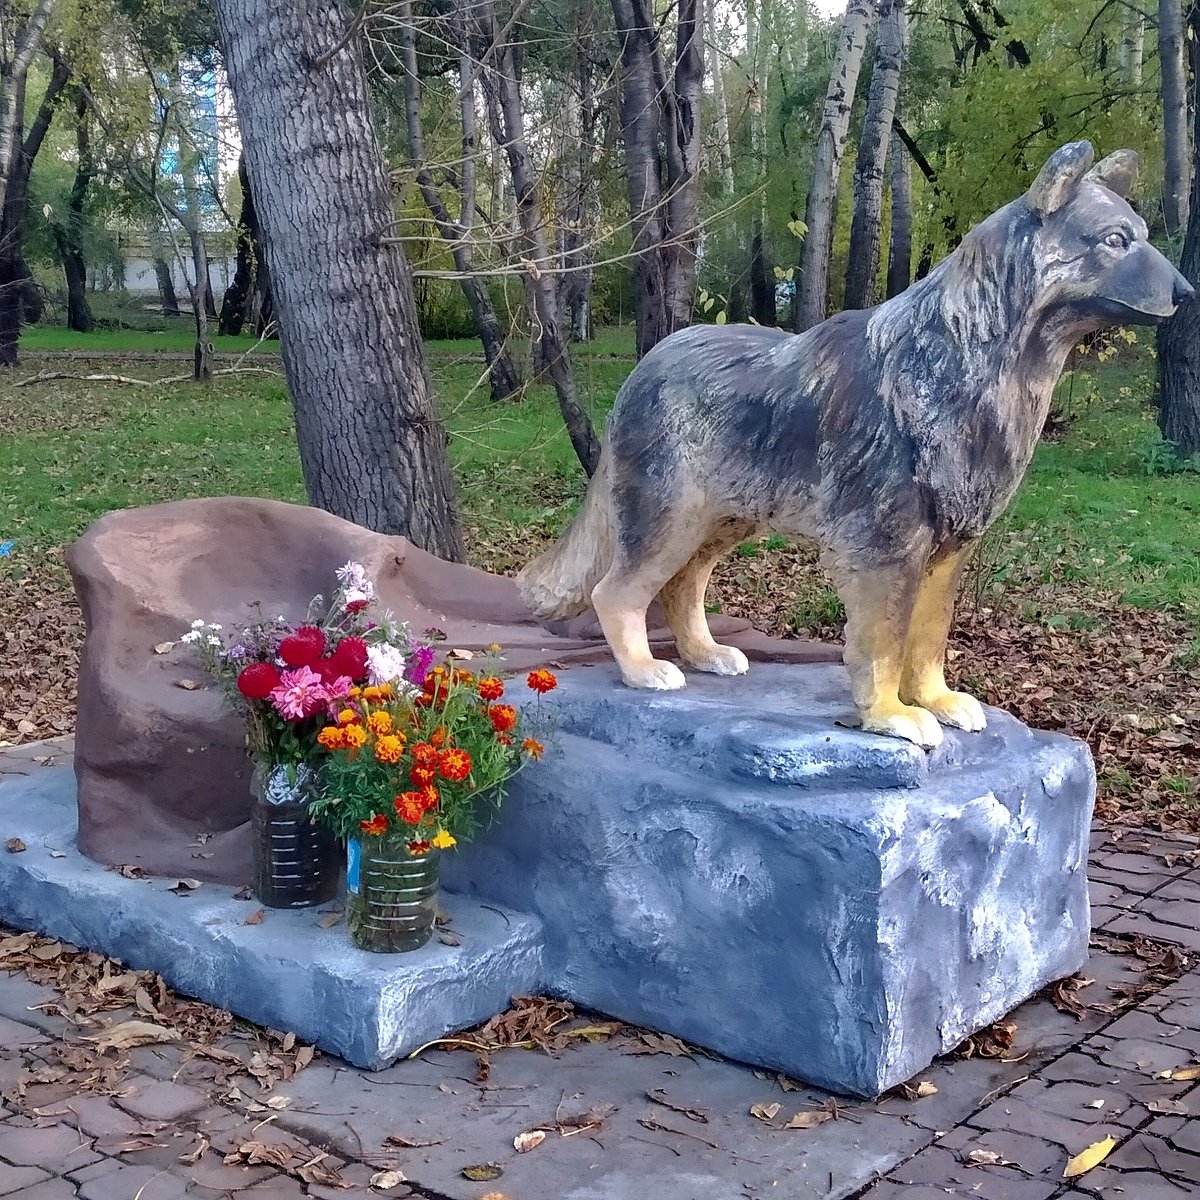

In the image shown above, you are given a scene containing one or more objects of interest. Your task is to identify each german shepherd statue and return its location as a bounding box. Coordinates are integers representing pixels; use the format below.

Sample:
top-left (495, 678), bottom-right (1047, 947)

top-left (518, 142), bottom-right (1192, 749)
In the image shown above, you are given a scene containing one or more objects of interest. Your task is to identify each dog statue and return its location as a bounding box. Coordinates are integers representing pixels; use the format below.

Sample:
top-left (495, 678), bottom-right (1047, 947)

top-left (517, 142), bottom-right (1192, 748)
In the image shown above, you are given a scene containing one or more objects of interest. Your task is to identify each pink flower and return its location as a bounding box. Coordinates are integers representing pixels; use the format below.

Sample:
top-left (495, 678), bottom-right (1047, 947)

top-left (269, 666), bottom-right (329, 722)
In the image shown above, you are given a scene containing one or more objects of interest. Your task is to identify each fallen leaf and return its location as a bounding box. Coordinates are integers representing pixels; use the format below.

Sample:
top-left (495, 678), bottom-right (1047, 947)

top-left (462, 1163), bottom-right (503, 1181)
top-left (385, 1134), bottom-right (446, 1148)
top-left (227, 1140), bottom-right (293, 1168)
top-left (1170, 1065), bottom-right (1200, 1081)
top-left (1146, 1098), bottom-right (1189, 1115)
top-left (565, 1022), bottom-right (622, 1043)
top-left (513, 1129), bottom-right (546, 1153)
top-left (448, 648), bottom-right (475, 659)
top-left (647, 1089), bottom-right (708, 1123)
top-left (174, 678), bottom-right (200, 691)
top-left (437, 929), bottom-right (463, 946)
top-left (265, 1095), bottom-right (291, 1110)
top-left (480, 1194), bottom-right (509, 1200)
top-left (1063, 1136), bottom-right (1116, 1178)
top-left (1085, 1098), bottom-right (1105, 1109)
top-left (87, 1020), bottom-right (182, 1052)
top-left (750, 1102), bottom-right (781, 1122)
top-left (244, 909), bottom-right (265, 926)
top-left (369, 1169), bottom-right (407, 1189)
top-left (168, 878), bottom-right (202, 894)
top-left (966, 1150), bottom-right (1004, 1166)
top-left (783, 1110), bottom-right (832, 1129)
top-left (317, 913), bottom-right (341, 928)
top-left (178, 1134), bottom-right (208, 1165)
top-left (626, 1031), bottom-right (692, 1057)
top-left (4, 837), bottom-right (25, 853)
top-left (153, 641), bottom-right (175, 655)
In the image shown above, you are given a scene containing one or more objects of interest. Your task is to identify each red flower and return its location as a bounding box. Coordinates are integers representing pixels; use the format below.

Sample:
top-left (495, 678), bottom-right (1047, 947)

top-left (394, 791), bottom-right (426, 825)
top-left (279, 626), bottom-right (326, 668)
top-left (408, 839), bottom-right (432, 856)
top-left (329, 636), bottom-right (369, 680)
top-left (345, 598), bottom-right (370, 614)
top-left (478, 676), bottom-right (504, 701)
top-left (359, 813), bottom-right (389, 836)
top-left (438, 748), bottom-right (472, 782)
top-left (488, 704), bottom-right (517, 733)
top-left (411, 742), bottom-right (438, 768)
top-left (236, 661), bottom-right (282, 700)
top-left (421, 785), bottom-right (440, 812)
top-left (410, 764), bottom-right (435, 788)
top-left (527, 668), bottom-right (558, 694)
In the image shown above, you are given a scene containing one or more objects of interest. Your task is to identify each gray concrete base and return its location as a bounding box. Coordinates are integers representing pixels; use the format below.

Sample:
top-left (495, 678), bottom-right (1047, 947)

top-left (0, 663), bottom-right (1095, 1094)
top-left (0, 768), bottom-right (543, 1069)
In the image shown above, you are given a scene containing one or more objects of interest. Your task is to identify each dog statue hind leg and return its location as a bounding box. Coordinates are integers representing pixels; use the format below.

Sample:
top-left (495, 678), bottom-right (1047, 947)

top-left (900, 542), bottom-right (987, 732)
top-left (825, 548), bottom-right (944, 750)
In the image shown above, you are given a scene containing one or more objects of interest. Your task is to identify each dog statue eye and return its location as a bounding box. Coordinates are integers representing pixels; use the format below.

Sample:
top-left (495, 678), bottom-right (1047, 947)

top-left (1104, 231), bottom-right (1130, 250)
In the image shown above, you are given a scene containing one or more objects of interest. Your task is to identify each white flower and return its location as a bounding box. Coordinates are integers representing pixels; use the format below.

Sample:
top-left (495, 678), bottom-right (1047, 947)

top-left (337, 560), bottom-right (374, 601)
top-left (180, 631), bottom-right (201, 644)
top-left (209, 623), bottom-right (222, 631)
top-left (366, 642), bottom-right (407, 685)
top-left (191, 619), bottom-right (206, 629)
top-left (206, 636), bottom-right (222, 647)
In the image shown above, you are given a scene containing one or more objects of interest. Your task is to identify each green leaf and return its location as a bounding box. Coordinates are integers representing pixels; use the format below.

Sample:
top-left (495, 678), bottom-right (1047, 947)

top-left (715, 311), bottom-right (727, 325)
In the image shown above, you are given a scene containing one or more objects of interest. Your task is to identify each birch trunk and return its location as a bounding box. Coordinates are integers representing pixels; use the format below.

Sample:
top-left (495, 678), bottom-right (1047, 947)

top-left (1119, 6), bottom-right (1144, 83)
top-left (1160, 0), bottom-right (1189, 238)
top-left (793, 0), bottom-right (876, 331)
top-left (214, 0), bottom-right (465, 560)
top-left (706, 1), bottom-right (733, 195)
top-left (844, 0), bottom-right (904, 310)
top-left (0, 0), bottom-right (57, 225)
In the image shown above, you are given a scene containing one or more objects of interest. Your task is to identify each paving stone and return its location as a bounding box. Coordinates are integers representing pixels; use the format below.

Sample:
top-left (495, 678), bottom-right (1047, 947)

top-left (1106, 1132), bottom-right (1200, 1180)
top-left (1155, 878), bottom-right (1200, 904)
top-left (176, 1150), bottom-right (274, 1192)
top-left (1091, 1034), bottom-right (1197, 1076)
top-left (0, 1179), bottom-right (78, 1199)
top-left (1074, 1169), bottom-right (1200, 1198)
top-left (237, 1176), bottom-right (307, 1200)
top-left (0, 1019), bottom-right (46, 1050)
top-left (0, 1165), bottom-right (49, 1197)
top-left (1167, 1115), bottom-right (1200, 1155)
top-left (1104, 1008), bottom-right (1200, 1052)
top-left (967, 1097), bottom-right (1129, 1152)
top-left (1003, 1078), bottom-right (1143, 1125)
top-left (934, 1125), bottom-right (1064, 1174)
top-left (306, 1161), bottom-right (378, 1198)
top-left (1089, 880), bottom-right (1140, 909)
top-left (55, 1099), bottom-right (154, 1142)
top-left (73, 1161), bottom-right (186, 1200)
top-left (1105, 911), bottom-right (1200, 952)
top-left (1157, 994), bottom-right (1200, 1029)
top-left (1089, 867), bottom-right (1172, 896)
top-left (0, 1123), bottom-right (101, 1170)
top-left (112, 1079), bottom-right (208, 1123)
top-left (1097, 851), bottom-right (1173, 876)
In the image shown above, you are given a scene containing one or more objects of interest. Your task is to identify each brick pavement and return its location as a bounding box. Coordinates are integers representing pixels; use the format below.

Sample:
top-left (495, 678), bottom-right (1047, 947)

top-left (1, 739), bottom-right (1199, 1199)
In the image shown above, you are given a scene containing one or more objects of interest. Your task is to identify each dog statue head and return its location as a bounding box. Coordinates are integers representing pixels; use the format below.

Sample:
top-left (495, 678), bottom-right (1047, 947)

top-left (1023, 140), bottom-right (1192, 328)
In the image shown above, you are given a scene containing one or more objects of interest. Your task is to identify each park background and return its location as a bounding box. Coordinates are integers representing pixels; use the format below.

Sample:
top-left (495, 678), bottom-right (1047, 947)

top-left (0, 0), bottom-right (1198, 835)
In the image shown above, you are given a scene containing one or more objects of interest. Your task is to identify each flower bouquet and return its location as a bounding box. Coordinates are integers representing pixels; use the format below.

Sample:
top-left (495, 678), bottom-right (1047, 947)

top-left (185, 562), bottom-right (431, 909)
top-left (310, 654), bottom-right (556, 952)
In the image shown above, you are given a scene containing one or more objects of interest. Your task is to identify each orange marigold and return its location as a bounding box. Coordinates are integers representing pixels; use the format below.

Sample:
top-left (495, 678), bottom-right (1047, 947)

top-left (342, 724), bottom-right (368, 749)
top-left (411, 742), bottom-right (438, 768)
top-left (489, 703), bottom-right (518, 733)
top-left (374, 734), bottom-right (405, 764)
top-left (497, 733), bottom-right (513, 747)
top-left (452, 668), bottom-right (475, 686)
top-left (410, 764), bottom-right (435, 788)
top-left (367, 710), bottom-right (393, 736)
top-left (359, 813), bottom-right (389, 836)
top-left (438, 747), bottom-right (472, 782)
top-left (421, 785), bottom-right (440, 812)
top-left (337, 708), bottom-right (358, 726)
top-left (317, 725), bottom-right (345, 751)
top-left (429, 725), bottom-right (449, 749)
top-left (361, 686), bottom-right (383, 702)
top-left (527, 668), bottom-right (558, 694)
top-left (394, 791), bottom-right (426, 825)
top-left (522, 737), bottom-right (545, 760)
top-left (377, 683), bottom-right (395, 700)
top-left (478, 676), bottom-right (504, 701)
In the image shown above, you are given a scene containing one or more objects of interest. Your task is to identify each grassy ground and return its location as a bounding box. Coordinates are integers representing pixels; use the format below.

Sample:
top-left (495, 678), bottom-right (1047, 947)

top-left (2, 327), bottom-right (1198, 826)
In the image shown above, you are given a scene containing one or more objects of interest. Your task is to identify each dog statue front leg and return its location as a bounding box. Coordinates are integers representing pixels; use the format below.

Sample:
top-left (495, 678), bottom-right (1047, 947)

top-left (830, 556), bottom-right (943, 750)
top-left (900, 543), bottom-right (986, 733)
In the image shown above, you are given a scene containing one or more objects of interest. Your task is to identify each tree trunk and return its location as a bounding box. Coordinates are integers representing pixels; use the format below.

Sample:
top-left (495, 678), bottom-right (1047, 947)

top-left (1157, 15), bottom-right (1200, 457)
top-left (219, 154), bottom-right (257, 336)
top-left (611, 0), bottom-right (705, 358)
top-left (844, 0), bottom-right (904, 310)
top-left (214, 0), bottom-right (465, 559)
top-left (1120, 5), bottom-right (1144, 83)
top-left (706, 0), bottom-right (733, 195)
top-left (0, 0), bottom-right (58, 224)
top-left (182, 218), bottom-right (214, 380)
top-left (152, 234), bottom-right (182, 317)
top-left (398, 1), bottom-right (521, 402)
top-left (473, 0), bottom-right (601, 474)
top-left (885, 126), bottom-right (911, 298)
top-left (793, 0), bottom-right (876, 332)
top-left (54, 88), bottom-right (94, 333)
top-left (749, 226), bottom-right (775, 325)
top-left (1160, 0), bottom-right (1189, 238)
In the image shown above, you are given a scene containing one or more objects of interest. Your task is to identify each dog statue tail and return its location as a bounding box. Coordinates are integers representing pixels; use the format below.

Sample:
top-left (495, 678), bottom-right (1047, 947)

top-left (516, 452), bottom-right (614, 621)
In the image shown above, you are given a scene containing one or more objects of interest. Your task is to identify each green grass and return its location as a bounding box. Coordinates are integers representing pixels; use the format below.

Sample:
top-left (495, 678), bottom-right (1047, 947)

top-left (19, 326), bottom-right (268, 355)
top-left (3, 331), bottom-right (1200, 628)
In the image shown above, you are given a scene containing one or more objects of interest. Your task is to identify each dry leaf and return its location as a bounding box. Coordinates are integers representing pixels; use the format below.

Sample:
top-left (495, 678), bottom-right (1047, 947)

top-left (88, 1020), bottom-right (182, 1052)
top-left (369, 1169), bottom-right (407, 1189)
top-left (480, 1194), bottom-right (509, 1200)
top-left (627, 1031), bottom-right (691, 1057)
top-left (244, 909), bottom-right (265, 926)
top-left (462, 1163), bottom-right (503, 1181)
top-left (1063, 1136), bottom-right (1116, 1178)
top-left (178, 1134), bottom-right (208, 1165)
top-left (385, 1134), bottom-right (446, 1148)
top-left (168, 878), bottom-right (202, 894)
top-left (783, 1110), bottom-right (832, 1129)
top-left (153, 641), bottom-right (175, 655)
top-left (448, 648), bottom-right (475, 659)
top-left (514, 1130), bottom-right (546, 1153)
top-left (228, 1140), bottom-right (294, 1168)
top-left (915, 1081), bottom-right (938, 1098)
top-left (966, 1150), bottom-right (1004, 1166)
top-left (174, 678), bottom-right (200, 691)
top-left (1170, 1065), bottom-right (1200, 1081)
top-left (4, 837), bottom-right (25, 853)
top-left (647, 1089), bottom-right (708, 1123)
top-left (265, 1095), bottom-right (291, 1110)
top-left (317, 912), bottom-right (341, 928)
top-left (1146, 1098), bottom-right (1189, 1115)
top-left (750, 1102), bottom-right (781, 1122)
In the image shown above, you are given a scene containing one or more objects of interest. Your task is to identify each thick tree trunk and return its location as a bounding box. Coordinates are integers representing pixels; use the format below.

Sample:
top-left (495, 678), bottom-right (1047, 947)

top-left (219, 154), bottom-right (258, 336)
top-left (1158, 17), bottom-right (1200, 457)
top-left (152, 238), bottom-right (182, 317)
top-left (611, 0), bottom-right (705, 358)
top-left (885, 127), bottom-right (911, 298)
top-left (0, 0), bottom-right (58, 224)
top-left (54, 88), bottom-right (94, 333)
top-left (844, 0), bottom-right (904, 310)
top-left (793, 0), bottom-right (876, 331)
top-left (1160, 0), bottom-right (1189, 238)
top-left (473, 0), bottom-right (600, 473)
top-left (214, 0), bottom-right (465, 559)
top-left (398, 2), bottom-right (521, 402)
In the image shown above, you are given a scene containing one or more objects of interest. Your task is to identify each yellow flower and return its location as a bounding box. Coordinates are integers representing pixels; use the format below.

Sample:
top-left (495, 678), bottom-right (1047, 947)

top-left (374, 734), bottom-right (405, 764)
top-left (367, 710), bottom-right (393, 736)
top-left (431, 829), bottom-right (456, 850)
top-left (349, 686), bottom-right (362, 698)
top-left (362, 685), bottom-right (383, 702)
top-left (337, 708), bottom-right (357, 726)
top-left (342, 724), bottom-right (368, 749)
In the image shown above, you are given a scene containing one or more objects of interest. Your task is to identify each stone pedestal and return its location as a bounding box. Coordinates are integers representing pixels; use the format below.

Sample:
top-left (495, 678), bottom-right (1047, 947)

top-left (443, 662), bottom-right (1096, 1097)
top-left (0, 661), bottom-right (1094, 1095)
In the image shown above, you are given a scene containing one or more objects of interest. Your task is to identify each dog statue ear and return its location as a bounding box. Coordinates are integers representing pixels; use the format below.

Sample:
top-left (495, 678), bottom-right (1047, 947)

top-left (1084, 149), bottom-right (1139, 199)
top-left (1028, 141), bottom-right (1095, 217)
